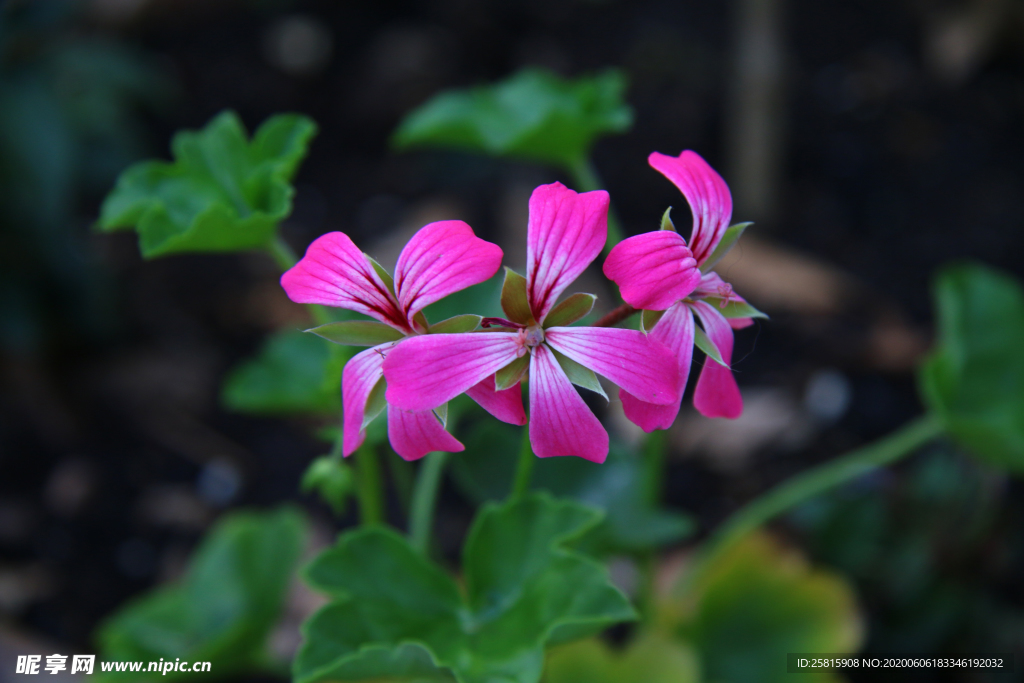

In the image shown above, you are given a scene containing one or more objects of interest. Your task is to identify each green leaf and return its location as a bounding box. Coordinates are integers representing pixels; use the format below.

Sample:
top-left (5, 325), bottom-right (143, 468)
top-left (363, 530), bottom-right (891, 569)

top-left (501, 267), bottom-right (536, 326)
top-left (660, 207), bottom-right (676, 232)
top-left (918, 263), bottom-right (1024, 472)
top-left (701, 222), bottom-right (752, 274)
top-left (701, 298), bottom-right (769, 320)
top-left (693, 326), bottom-right (726, 366)
top-left (433, 402), bottom-right (449, 428)
top-left (675, 533), bottom-right (862, 683)
top-left (221, 328), bottom-right (352, 415)
top-left (430, 315), bottom-right (482, 334)
top-left (496, 355), bottom-right (530, 391)
top-left (296, 494), bottom-right (635, 683)
top-left (545, 633), bottom-right (699, 683)
top-left (450, 430), bottom-right (694, 554)
top-left (302, 457), bottom-right (355, 516)
top-left (96, 507), bottom-right (307, 681)
top-left (543, 294), bottom-right (597, 328)
top-left (98, 111), bottom-right (317, 258)
top-left (392, 68), bottom-right (632, 169)
top-left (308, 320), bottom-right (405, 346)
top-left (552, 349), bottom-right (607, 401)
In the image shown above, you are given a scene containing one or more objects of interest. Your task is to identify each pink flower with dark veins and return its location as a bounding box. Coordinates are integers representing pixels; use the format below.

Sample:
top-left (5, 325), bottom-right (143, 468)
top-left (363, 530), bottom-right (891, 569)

top-left (280, 220), bottom-right (525, 461)
top-left (603, 150), bottom-right (766, 430)
top-left (381, 182), bottom-right (685, 463)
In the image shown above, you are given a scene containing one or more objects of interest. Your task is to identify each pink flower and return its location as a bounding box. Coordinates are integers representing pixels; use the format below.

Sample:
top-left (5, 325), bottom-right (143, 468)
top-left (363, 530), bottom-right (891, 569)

top-left (280, 220), bottom-right (526, 461)
top-left (603, 150), bottom-right (763, 430)
top-left (381, 182), bottom-right (683, 463)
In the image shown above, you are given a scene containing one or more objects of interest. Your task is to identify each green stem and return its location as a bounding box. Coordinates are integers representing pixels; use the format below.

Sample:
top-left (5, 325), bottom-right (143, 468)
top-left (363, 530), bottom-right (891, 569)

top-left (683, 414), bottom-right (943, 589)
top-left (268, 235), bottom-right (332, 325)
top-left (511, 427), bottom-right (535, 499)
top-left (409, 452), bottom-right (449, 555)
top-left (355, 442), bottom-right (385, 526)
top-left (568, 159), bottom-right (624, 251)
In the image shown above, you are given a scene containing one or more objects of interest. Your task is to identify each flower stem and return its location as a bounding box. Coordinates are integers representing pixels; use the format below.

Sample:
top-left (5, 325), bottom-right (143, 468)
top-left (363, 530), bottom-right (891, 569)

top-left (511, 427), bottom-right (535, 499)
top-left (355, 442), bottom-right (385, 526)
top-left (682, 414), bottom-right (944, 589)
top-left (408, 452), bottom-right (449, 555)
top-left (594, 303), bottom-right (638, 328)
top-left (568, 159), bottom-right (624, 252)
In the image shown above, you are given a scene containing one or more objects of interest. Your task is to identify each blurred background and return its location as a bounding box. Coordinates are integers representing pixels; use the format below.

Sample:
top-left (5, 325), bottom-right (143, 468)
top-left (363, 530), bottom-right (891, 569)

top-left (2, 0), bottom-right (1024, 680)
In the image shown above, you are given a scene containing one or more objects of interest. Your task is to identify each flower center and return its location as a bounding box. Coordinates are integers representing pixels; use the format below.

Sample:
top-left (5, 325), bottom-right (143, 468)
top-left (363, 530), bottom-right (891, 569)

top-left (515, 325), bottom-right (545, 357)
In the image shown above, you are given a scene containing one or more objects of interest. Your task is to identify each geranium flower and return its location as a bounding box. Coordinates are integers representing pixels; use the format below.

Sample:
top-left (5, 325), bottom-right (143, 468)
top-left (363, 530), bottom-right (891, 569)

top-left (280, 221), bottom-right (526, 461)
top-left (603, 150), bottom-right (764, 430)
top-left (381, 182), bottom-right (684, 463)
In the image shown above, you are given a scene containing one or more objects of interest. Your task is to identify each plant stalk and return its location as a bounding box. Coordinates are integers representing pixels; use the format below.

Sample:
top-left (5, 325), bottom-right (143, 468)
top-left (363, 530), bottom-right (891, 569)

top-left (568, 159), bottom-right (625, 251)
top-left (409, 452), bottom-right (449, 555)
top-left (355, 442), bottom-right (385, 526)
top-left (683, 414), bottom-right (944, 590)
top-left (594, 303), bottom-right (638, 328)
top-left (511, 428), bottom-right (535, 499)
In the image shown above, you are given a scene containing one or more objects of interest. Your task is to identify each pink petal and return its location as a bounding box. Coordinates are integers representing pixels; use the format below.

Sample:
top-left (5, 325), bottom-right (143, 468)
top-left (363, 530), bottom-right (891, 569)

top-left (602, 231), bottom-right (701, 310)
top-left (341, 345), bottom-right (388, 456)
top-left (529, 345), bottom-right (608, 462)
top-left (693, 271), bottom-right (743, 301)
top-left (387, 407), bottom-right (464, 461)
top-left (526, 182), bottom-right (609, 322)
top-left (620, 302), bottom-right (695, 431)
top-left (465, 375), bottom-right (527, 426)
top-left (648, 151), bottom-right (732, 266)
top-left (691, 300), bottom-right (743, 419)
top-left (544, 327), bottom-right (680, 406)
top-left (281, 232), bottom-right (408, 331)
top-left (394, 220), bottom-right (503, 327)
top-left (382, 332), bottom-right (520, 411)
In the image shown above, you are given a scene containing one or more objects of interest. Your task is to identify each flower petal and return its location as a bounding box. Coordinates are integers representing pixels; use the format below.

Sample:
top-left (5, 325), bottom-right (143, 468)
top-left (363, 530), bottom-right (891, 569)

top-left (394, 220), bottom-right (503, 326)
top-left (602, 231), bottom-right (701, 310)
top-left (342, 345), bottom-right (388, 456)
top-left (526, 182), bottom-right (609, 322)
top-left (465, 375), bottom-right (527, 426)
top-left (691, 300), bottom-right (743, 418)
top-left (648, 151), bottom-right (732, 266)
top-left (387, 407), bottom-right (464, 461)
top-left (545, 327), bottom-right (680, 406)
top-left (281, 231), bottom-right (407, 330)
top-left (620, 302), bottom-right (695, 431)
top-left (529, 345), bottom-right (608, 462)
top-left (382, 332), bottom-right (520, 411)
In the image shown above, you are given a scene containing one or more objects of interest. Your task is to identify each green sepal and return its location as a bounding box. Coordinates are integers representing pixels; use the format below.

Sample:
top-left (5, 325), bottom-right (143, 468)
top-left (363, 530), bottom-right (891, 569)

top-left (301, 457), bottom-right (355, 516)
top-left (543, 293), bottom-right (596, 328)
top-left (391, 67), bottom-right (633, 170)
top-left (362, 377), bottom-right (388, 430)
top-left (430, 314), bottom-right (483, 334)
top-left (307, 320), bottom-right (404, 346)
top-left (700, 298), bottom-right (769, 320)
top-left (96, 508), bottom-right (307, 682)
top-left (295, 493), bottom-right (636, 683)
top-left (97, 111), bottom-right (316, 258)
top-left (701, 222), bottom-right (752, 274)
top-left (433, 402), bottom-right (449, 428)
top-left (495, 355), bottom-right (530, 391)
top-left (918, 263), bottom-right (1024, 471)
top-left (641, 309), bottom-right (665, 333)
top-left (553, 349), bottom-right (608, 401)
top-left (694, 326), bottom-right (726, 366)
top-left (660, 206), bottom-right (676, 232)
top-left (366, 255), bottom-right (397, 296)
top-left (501, 267), bottom-right (536, 325)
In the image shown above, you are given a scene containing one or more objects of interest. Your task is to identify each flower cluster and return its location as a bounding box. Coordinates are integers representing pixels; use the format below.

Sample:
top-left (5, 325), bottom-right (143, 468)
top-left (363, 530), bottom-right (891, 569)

top-left (281, 151), bottom-right (760, 463)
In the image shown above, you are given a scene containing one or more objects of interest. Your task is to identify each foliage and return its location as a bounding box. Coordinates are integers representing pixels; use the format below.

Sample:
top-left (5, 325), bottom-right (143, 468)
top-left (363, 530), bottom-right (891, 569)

top-left (294, 494), bottom-right (635, 683)
top-left (221, 328), bottom-right (353, 415)
top-left (301, 457), bottom-right (356, 516)
top-left (97, 111), bottom-right (316, 258)
top-left (96, 507), bottom-right (307, 681)
top-left (392, 68), bottom-right (632, 170)
top-left (919, 263), bottom-right (1024, 472)
top-left (545, 633), bottom-right (699, 683)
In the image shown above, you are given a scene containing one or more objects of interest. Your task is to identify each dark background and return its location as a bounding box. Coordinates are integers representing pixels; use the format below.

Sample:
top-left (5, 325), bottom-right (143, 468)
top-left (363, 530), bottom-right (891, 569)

top-left (2, 0), bottom-right (1023, 679)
